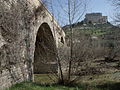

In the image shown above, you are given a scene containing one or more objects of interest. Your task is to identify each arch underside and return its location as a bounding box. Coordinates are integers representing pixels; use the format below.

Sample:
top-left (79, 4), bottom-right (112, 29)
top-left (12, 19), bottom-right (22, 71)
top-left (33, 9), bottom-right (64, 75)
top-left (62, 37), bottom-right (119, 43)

top-left (34, 23), bottom-right (57, 74)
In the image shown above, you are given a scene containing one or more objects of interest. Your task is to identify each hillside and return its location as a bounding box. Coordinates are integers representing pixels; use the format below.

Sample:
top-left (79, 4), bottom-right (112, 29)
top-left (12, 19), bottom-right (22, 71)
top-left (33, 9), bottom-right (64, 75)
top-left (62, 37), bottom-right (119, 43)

top-left (63, 22), bottom-right (116, 37)
top-left (63, 22), bottom-right (120, 48)
top-left (62, 22), bottom-right (120, 76)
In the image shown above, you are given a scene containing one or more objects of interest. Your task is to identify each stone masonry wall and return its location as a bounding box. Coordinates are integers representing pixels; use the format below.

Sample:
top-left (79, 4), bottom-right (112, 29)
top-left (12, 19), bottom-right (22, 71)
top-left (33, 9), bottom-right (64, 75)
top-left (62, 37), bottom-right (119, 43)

top-left (0, 64), bottom-right (25, 89)
top-left (0, 0), bottom-right (65, 89)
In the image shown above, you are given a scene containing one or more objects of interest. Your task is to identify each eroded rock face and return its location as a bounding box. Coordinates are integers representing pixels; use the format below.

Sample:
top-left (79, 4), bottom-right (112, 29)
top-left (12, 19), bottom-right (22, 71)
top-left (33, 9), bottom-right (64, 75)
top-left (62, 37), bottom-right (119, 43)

top-left (0, 0), bottom-right (65, 88)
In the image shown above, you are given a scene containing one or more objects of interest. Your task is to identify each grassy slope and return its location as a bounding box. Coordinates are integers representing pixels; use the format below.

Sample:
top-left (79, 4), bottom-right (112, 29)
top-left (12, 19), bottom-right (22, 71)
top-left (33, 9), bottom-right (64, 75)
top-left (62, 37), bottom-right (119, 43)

top-left (64, 23), bottom-right (114, 37)
top-left (9, 73), bottom-right (120, 90)
top-left (9, 82), bottom-right (83, 90)
top-left (9, 81), bottom-right (120, 90)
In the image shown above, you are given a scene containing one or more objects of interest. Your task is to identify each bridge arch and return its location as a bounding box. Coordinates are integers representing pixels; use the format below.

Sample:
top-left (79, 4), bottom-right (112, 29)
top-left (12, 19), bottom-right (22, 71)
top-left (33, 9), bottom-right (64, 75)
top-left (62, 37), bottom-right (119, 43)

top-left (33, 22), bottom-right (57, 74)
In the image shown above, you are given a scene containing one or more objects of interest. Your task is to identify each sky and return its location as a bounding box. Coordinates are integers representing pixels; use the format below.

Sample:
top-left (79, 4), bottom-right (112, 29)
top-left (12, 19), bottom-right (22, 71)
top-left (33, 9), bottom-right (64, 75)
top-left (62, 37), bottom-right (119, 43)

top-left (87, 0), bottom-right (115, 22)
top-left (47, 0), bottom-right (115, 26)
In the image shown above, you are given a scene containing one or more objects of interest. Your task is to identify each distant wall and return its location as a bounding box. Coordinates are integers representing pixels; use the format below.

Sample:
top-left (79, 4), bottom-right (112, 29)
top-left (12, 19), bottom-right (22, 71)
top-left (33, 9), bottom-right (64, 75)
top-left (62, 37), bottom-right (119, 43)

top-left (84, 13), bottom-right (108, 24)
top-left (34, 63), bottom-right (58, 74)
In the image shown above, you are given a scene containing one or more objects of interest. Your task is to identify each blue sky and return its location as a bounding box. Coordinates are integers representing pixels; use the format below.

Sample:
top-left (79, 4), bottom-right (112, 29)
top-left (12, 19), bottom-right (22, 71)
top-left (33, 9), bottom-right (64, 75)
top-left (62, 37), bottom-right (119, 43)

top-left (47, 0), bottom-right (115, 25)
top-left (87, 0), bottom-right (114, 22)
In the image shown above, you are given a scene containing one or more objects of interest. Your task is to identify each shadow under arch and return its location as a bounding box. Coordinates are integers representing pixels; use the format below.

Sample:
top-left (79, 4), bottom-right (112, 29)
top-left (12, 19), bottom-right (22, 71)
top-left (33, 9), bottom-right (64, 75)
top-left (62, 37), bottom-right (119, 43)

top-left (34, 23), bottom-right (57, 74)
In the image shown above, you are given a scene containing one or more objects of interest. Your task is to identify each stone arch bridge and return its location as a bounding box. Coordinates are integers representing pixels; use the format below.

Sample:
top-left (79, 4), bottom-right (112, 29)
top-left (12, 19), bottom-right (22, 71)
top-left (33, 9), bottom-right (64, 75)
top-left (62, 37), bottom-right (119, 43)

top-left (0, 0), bottom-right (65, 88)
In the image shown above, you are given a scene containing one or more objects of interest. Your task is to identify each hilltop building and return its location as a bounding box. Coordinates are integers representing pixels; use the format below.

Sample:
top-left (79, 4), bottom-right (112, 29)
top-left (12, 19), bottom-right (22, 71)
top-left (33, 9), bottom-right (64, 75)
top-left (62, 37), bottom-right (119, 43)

top-left (84, 13), bottom-right (108, 24)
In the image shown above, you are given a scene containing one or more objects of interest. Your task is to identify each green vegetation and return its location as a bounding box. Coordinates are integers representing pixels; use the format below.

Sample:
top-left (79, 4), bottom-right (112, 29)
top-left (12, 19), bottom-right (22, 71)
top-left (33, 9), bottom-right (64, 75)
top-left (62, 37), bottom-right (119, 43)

top-left (34, 74), bottom-right (58, 84)
top-left (9, 73), bottom-right (120, 90)
top-left (9, 82), bottom-right (81, 90)
top-left (64, 23), bottom-right (114, 37)
top-left (76, 29), bottom-right (106, 36)
top-left (9, 81), bottom-right (120, 90)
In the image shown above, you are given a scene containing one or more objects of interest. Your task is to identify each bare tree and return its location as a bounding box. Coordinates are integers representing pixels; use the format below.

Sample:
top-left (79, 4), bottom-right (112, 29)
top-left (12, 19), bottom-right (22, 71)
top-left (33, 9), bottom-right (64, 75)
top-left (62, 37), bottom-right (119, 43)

top-left (54, 0), bottom-right (88, 84)
top-left (37, 0), bottom-right (89, 85)
top-left (111, 0), bottom-right (120, 25)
